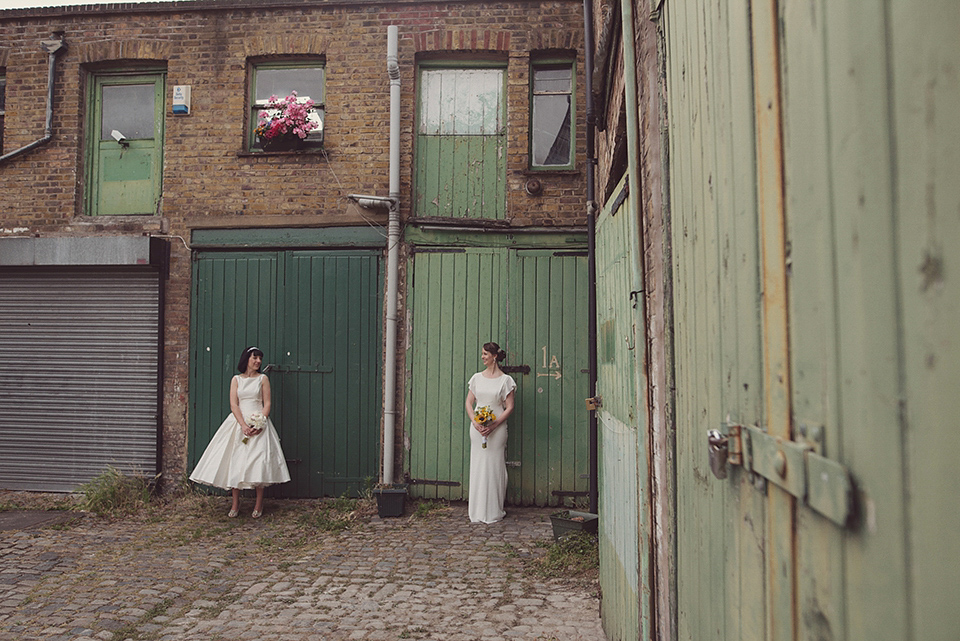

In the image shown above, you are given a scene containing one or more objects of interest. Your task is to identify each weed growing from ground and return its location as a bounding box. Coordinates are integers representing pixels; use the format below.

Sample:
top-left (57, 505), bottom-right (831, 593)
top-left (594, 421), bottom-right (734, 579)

top-left (412, 499), bottom-right (450, 518)
top-left (297, 495), bottom-right (366, 532)
top-left (528, 531), bottom-right (599, 582)
top-left (78, 467), bottom-right (155, 517)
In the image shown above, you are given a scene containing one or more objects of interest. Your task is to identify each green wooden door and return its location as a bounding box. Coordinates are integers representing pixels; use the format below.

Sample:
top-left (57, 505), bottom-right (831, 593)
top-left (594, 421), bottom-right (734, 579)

top-left (87, 72), bottom-right (165, 216)
top-left (189, 249), bottom-right (382, 498)
top-left (595, 176), bottom-right (642, 641)
top-left (278, 251), bottom-right (383, 497)
top-left (406, 247), bottom-right (506, 500)
top-left (506, 249), bottom-right (590, 506)
top-left (662, 0), bottom-right (960, 638)
top-left (415, 65), bottom-right (507, 220)
top-left (405, 243), bottom-right (588, 505)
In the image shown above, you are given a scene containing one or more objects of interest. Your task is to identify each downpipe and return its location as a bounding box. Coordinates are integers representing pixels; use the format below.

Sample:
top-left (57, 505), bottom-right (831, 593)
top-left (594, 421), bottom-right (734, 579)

top-left (0, 36), bottom-right (67, 164)
top-left (583, 0), bottom-right (599, 515)
top-left (382, 25), bottom-right (402, 485)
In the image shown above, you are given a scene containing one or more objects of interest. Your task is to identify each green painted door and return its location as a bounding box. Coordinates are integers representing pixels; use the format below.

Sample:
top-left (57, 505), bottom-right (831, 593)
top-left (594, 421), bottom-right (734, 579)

top-left (87, 72), bottom-right (164, 216)
top-left (278, 251), bottom-right (383, 497)
top-left (189, 249), bottom-right (382, 498)
top-left (506, 249), bottom-right (590, 506)
top-left (406, 247), bottom-right (506, 500)
top-left (662, 0), bottom-right (960, 637)
top-left (595, 176), bottom-right (642, 641)
top-left (415, 65), bottom-right (507, 220)
top-left (405, 243), bottom-right (589, 505)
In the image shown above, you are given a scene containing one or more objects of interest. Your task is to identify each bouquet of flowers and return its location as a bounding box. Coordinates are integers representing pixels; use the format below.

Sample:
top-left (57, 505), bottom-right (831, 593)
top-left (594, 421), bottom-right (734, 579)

top-left (242, 412), bottom-right (267, 445)
top-left (474, 406), bottom-right (496, 448)
top-left (254, 91), bottom-right (317, 142)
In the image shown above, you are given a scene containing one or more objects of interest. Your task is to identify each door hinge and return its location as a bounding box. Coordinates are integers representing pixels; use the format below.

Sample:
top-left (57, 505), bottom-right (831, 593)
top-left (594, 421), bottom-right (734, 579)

top-left (709, 423), bottom-right (853, 527)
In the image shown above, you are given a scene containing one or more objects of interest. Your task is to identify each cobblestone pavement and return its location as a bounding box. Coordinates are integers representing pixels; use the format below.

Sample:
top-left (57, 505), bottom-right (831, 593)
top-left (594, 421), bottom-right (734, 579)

top-left (0, 499), bottom-right (604, 641)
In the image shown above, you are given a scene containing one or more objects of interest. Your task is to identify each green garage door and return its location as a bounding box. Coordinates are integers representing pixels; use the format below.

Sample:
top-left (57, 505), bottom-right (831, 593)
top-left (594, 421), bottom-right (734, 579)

top-left (189, 249), bottom-right (382, 498)
top-left (406, 241), bottom-right (589, 505)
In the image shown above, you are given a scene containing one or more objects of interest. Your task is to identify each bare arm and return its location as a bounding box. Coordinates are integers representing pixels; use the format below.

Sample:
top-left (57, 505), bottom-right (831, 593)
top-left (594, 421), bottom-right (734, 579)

top-left (488, 390), bottom-right (514, 436)
top-left (261, 375), bottom-right (272, 419)
top-left (488, 390), bottom-right (515, 433)
top-left (229, 377), bottom-right (250, 432)
top-left (465, 390), bottom-right (481, 431)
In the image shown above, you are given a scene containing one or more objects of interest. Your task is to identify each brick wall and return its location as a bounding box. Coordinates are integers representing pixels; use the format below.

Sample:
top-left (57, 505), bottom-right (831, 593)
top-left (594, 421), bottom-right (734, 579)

top-left (0, 0), bottom-right (586, 483)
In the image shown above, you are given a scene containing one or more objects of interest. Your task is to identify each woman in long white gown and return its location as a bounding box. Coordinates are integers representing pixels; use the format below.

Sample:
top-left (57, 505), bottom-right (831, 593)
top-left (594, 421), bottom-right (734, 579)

top-left (190, 346), bottom-right (291, 518)
top-left (465, 341), bottom-right (517, 524)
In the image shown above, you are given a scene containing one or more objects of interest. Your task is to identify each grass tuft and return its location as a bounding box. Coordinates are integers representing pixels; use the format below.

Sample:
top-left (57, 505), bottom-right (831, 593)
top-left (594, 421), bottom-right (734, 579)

top-left (412, 499), bottom-right (449, 518)
top-left (297, 495), bottom-right (364, 532)
top-left (529, 531), bottom-right (599, 581)
top-left (78, 466), bottom-right (155, 517)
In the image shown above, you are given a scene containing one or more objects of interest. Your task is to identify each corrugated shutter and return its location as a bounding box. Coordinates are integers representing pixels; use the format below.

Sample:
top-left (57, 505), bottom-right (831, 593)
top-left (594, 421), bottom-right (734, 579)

top-left (0, 267), bottom-right (161, 491)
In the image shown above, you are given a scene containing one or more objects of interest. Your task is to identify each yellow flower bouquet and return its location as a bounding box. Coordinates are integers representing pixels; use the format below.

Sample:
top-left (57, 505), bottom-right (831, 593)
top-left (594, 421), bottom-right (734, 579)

top-left (474, 406), bottom-right (496, 448)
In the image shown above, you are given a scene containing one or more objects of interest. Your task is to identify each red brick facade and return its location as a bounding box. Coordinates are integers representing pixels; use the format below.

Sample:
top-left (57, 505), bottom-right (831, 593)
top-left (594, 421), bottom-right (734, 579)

top-left (0, 0), bottom-right (586, 484)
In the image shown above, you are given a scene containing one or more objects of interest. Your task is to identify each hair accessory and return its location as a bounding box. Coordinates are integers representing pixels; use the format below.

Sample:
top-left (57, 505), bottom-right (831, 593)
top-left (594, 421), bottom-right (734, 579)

top-left (246, 346), bottom-right (260, 353)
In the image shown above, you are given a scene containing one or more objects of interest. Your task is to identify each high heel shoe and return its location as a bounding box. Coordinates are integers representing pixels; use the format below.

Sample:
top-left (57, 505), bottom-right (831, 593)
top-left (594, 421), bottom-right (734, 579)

top-left (251, 509), bottom-right (262, 519)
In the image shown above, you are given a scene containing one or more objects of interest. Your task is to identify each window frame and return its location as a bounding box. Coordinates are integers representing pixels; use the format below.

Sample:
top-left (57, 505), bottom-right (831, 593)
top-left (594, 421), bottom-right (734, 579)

top-left (248, 59), bottom-right (326, 152)
top-left (529, 56), bottom-right (576, 171)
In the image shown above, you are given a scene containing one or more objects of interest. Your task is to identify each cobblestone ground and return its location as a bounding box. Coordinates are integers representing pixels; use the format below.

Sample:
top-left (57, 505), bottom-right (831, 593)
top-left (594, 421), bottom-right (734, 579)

top-left (0, 497), bottom-right (604, 641)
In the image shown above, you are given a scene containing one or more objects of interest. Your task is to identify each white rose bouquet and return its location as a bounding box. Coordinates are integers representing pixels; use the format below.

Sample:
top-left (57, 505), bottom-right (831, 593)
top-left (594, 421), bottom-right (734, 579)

top-left (242, 412), bottom-right (267, 445)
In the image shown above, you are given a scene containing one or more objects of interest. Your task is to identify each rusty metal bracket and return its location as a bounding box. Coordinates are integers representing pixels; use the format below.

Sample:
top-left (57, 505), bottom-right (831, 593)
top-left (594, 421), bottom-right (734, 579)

top-left (718, 423), bottom-right (853, 527)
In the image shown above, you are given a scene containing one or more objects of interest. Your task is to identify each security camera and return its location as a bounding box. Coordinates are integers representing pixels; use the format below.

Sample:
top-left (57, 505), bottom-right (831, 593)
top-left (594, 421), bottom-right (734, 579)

top-left (111, 130), bottom-right (127, 144)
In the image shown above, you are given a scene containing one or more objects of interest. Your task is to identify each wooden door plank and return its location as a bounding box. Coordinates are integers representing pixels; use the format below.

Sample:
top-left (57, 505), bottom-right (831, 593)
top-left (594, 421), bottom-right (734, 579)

top-left (821, 2), bottom-right (908, 638)
top-left (778, 0), bottom-right (848, 636)
top-left (890, 2), bottom-right (960, 637)
top-left (751, 0), bottom-right (795, 639)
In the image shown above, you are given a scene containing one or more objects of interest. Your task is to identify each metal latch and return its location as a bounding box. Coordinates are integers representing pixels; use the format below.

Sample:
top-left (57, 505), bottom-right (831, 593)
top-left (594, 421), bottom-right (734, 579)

top-left (707, 423), bottom-right (852, 527)
top-left (707, 430), bottom-right (729, 479)
top-left (585, 396), bottom-right (602, 411)
top-left (707, 424), bottom-right (742, 480)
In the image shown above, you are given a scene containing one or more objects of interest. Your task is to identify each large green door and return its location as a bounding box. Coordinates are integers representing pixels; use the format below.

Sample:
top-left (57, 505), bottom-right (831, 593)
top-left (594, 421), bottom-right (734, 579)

top-left (595, 176), bottom-right (643, 640)
top-left (662, 0), bottom-right (960, 637)
top-left (406, 247), bottom-right (507, 500)
top-left (507, 249), bottom-right (590, 506)
top-left (189, 249), bottom-right (382, 498)
top-left (278, 251), bottom-right (383, 497)
top-left (405, 240), bottom-right (588, 505)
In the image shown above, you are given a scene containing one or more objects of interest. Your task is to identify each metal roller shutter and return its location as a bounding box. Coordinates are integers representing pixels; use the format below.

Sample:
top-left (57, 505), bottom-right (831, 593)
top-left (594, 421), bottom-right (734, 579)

top-left (0, 267), bottom-right (161, 492)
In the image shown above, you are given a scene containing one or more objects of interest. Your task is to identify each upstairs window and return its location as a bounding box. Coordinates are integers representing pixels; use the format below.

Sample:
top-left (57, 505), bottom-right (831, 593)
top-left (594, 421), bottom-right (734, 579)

top-left (249, 61), bottom-right (324, 152)
top-left (85, 70), bottom-right (165, 216)
top-left (415, 64), bottom-right (507, 220)
top-left (530, 59), bottom-right (575, 170)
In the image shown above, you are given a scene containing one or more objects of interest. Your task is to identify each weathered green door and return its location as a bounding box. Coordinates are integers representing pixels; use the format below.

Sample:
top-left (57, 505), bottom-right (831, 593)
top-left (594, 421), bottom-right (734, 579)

top-left (595, 176), bottom-right (643, 641)
top-left (189, 249), bottom-right (382, 498)
top-left (406, 247), bottom-right (506, 500)
top-left (87, 72), bottom-right (165, 216)
top-left (662, 0), bottom-right (960, 638)
top-left (405, 238), bottom-right (589, 505)
top-left (414, 65), bottom-right (507, 220)
top-left (506, 249), bottom-right (590, 506)
top-left (278, 251), bottom-right (383, 497)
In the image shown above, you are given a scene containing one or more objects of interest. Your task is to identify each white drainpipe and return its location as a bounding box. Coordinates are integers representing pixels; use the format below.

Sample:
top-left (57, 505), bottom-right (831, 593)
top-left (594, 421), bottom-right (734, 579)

top-left (382, 25), bottom-right (402, 485)
top-left (348, 26), bottom-right (401, 485)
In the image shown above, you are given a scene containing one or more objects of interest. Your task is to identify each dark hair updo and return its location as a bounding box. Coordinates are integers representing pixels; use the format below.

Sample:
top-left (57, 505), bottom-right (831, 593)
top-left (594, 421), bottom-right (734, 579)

top-left (237, 346), bottom-right (264, 373)
top-left (483, 341), bottom-right (507, 363)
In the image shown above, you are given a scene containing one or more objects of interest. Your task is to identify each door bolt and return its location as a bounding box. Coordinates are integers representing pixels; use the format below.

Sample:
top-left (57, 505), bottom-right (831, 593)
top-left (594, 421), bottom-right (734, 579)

top-left (774, 450), bottom-right (787, 478)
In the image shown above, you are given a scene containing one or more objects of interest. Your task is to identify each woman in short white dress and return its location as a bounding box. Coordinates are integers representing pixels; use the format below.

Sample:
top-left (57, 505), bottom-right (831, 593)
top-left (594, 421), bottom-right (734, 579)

top-left (465, 341), bottom-right (517, 524)
top-left (190, 346), bottom-right (291, 518)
